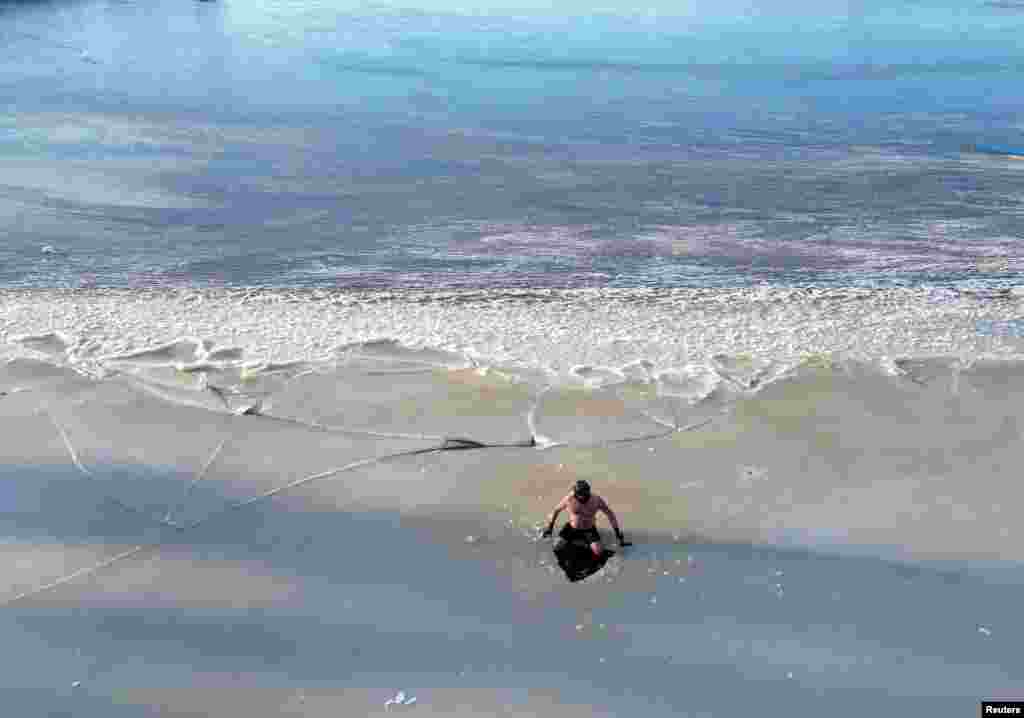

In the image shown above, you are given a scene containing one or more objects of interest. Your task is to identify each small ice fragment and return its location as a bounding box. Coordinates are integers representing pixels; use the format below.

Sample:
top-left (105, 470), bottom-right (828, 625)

top-left (663, 571), bottom-right (670, 576)
top-left (41, 245), bottom-right (57, 254)
top-left (576, 624), bottom-right (585, 631)
top-left (775, 569), bottom-right (784, 577)
top-left (234, 401), bottom-right (262, 416)
top-left (650, 596), bottom-right (657, 604)
top-left (599, 623), bottom-right (606, 630)
top-left (599, 657), bottom-right (606, 663)
top-left (465, 535), bottom-right (476, 544)
top-left (404, 696), bottom-right (417, 706)
top-left (786, 672), bottom-right (794, 679)
top-left (978, 626), bottom-right (993, 636)
top-left (71, 681), bottom-right (82, 688)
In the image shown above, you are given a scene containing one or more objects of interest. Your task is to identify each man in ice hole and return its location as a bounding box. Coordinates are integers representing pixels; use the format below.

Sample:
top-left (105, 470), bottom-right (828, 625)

top-left (542, 479), bottom-right (631, 557)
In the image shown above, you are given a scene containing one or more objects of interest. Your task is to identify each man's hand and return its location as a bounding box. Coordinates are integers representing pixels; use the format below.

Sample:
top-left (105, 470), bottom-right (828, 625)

top-left (615, 530), bottom-right (632, 547)
top-left (541, 527), bottom-right (553, 539)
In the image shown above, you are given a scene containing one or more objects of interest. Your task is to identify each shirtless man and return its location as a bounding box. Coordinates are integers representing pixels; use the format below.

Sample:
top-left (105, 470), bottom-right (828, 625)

top-left (541, 480), bottom-right (631, 558)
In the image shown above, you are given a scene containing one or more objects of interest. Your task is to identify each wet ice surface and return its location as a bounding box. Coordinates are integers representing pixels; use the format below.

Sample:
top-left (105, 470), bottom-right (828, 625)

top-left (2, 288), bottom-right (1024, 716)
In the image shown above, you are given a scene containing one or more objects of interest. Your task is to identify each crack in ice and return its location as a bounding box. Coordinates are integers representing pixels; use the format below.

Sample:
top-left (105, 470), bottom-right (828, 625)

top-left (45, 407), bottom-right (185, 531)
top-left (2, 431), bottom-right (558, 606)
top-left (162, 438), bottom-right (228, 526)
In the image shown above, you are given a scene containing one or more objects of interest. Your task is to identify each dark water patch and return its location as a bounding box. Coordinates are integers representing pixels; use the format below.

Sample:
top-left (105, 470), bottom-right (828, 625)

top-left (315, 55), bottom-right (437, 80)
top-left (456, 55), bottom-right (1024, 82)
top-left (983, 0), bottom-right (1024, 9)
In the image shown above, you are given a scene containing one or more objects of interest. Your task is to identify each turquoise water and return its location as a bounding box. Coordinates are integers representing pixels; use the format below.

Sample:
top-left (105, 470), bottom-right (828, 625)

top-left (1, 0), bottom-right (1022, 287)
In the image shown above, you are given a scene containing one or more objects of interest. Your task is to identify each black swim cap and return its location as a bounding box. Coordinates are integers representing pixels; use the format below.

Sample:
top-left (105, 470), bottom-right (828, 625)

top-left (573, 480), bottom-right (591, 498)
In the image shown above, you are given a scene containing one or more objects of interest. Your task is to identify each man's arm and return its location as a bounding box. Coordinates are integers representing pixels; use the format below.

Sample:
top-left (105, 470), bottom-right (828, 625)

top-left (598, 497), bottom-right (631, 546)
top-left (541, 497), bottom-right (567, 537)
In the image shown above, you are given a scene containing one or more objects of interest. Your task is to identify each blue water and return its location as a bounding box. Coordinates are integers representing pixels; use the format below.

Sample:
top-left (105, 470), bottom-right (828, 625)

top-left (1, 0), bottom-right (1023, 288)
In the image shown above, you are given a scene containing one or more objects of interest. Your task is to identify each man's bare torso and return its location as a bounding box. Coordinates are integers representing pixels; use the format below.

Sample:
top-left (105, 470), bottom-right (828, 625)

top-left (562, 493), bottom-right (605, 530)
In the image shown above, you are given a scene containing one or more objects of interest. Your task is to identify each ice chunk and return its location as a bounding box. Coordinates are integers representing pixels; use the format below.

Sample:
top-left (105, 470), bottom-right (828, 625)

top-left (385, 690), bottom-right (417, 709)
top-left (233, 401), bottom-right (263, 416)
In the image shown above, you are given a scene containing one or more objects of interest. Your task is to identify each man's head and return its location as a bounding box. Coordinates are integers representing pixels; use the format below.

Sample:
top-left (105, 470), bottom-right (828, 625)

top-left (572, 479), bottom-right (591, 502)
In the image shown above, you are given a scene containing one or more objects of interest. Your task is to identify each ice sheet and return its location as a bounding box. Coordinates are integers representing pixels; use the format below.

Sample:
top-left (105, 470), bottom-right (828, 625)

top-left (3, 288), bottom-right (1024, 717)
